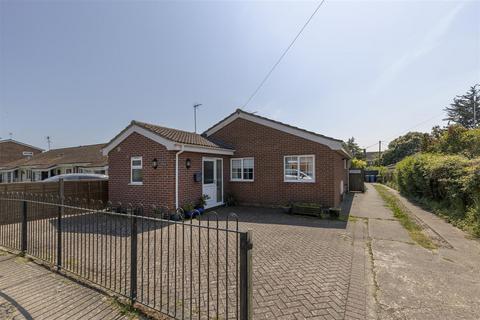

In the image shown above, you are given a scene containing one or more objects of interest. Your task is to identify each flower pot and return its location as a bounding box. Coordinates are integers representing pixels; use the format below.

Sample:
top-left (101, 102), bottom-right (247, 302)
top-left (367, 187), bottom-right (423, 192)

top-left (329, 208), bottom-right (341, 219)
top-left (184, 210), bottom-right (200, 219)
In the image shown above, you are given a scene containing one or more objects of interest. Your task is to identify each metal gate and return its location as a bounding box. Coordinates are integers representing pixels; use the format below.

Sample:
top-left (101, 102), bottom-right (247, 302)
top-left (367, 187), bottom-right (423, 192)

top-left (0, 192), bottom-right (253, 320)
top-left (349, 169), bottom-right (365, 192)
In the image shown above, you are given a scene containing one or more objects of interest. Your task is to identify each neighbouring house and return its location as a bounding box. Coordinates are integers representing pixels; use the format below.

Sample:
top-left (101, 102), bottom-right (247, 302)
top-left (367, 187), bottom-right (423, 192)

top-left (0, 139), bottom-right (43, 167)
top-left (103, 109), bottom-right (351, 211)
top-left (365, 151), bottom-right (380, 166)
top-left (0, 144), bottom-right (108, 183)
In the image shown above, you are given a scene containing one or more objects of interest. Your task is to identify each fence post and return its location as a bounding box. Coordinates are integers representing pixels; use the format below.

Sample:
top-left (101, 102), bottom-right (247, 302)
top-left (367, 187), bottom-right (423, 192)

top-left (130, 207), bottom-right (138, 304)
top-left (240, 230), bottom-right (253, 320)
top-left (57, 178), bottom-right (64, 270)
top-left (21, 200), bottom-right (27, 254)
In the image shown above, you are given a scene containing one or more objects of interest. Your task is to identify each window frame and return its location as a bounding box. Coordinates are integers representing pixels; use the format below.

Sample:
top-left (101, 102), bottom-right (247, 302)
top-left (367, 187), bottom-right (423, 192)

top-left (283, 155), bottom-right (316, 183)
top-left (230, 157), bottom-right (254, 182)
top-left (130, 156), bottom-right (143, 185)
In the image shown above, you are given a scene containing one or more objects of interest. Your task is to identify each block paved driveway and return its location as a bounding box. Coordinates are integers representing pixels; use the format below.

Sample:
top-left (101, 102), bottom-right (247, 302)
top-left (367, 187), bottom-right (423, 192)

top-left (215, 205), bottom-right (367, 320)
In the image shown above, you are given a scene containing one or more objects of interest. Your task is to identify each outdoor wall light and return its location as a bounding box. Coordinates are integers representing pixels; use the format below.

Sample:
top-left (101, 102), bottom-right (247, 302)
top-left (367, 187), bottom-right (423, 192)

top-left (186, 158), bottom-right (192, 169)
top-left (152, 158), bottom-right (158, 169)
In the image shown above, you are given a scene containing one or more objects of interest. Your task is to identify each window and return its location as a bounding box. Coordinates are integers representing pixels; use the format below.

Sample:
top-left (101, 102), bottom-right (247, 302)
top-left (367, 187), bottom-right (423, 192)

top-left (23, 151), bottom-right (34, 157)
top-left (66, 168), bottom-right (72, 174)
top-left (230, 158), bottom-right (254, 181)
top-left (131, 156), bottom-right (143, 184)
top-left (284, 155), bottom-right (315, 182)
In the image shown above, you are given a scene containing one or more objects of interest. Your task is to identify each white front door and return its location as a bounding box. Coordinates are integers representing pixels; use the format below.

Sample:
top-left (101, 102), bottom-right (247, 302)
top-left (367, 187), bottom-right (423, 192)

top-left (202, 158), bottom-right (223, 208)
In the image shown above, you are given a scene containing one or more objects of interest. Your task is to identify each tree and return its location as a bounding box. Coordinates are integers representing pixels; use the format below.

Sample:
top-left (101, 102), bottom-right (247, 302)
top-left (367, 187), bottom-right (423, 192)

top-left (430, 124), bottom-right (480, 158)
top-left (381, 132), bottom-right (429, 165)
top-left (343, 137), bottom-right (365, 159)
top-left (444, 84), bottom-right (479, 129)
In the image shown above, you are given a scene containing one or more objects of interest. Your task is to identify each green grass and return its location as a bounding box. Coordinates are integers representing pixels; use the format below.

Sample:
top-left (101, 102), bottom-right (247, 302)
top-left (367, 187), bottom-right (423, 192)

top-left (374, 184), bottom-right (437, 250)
top-left (109, 297), bottom-right (140, 319)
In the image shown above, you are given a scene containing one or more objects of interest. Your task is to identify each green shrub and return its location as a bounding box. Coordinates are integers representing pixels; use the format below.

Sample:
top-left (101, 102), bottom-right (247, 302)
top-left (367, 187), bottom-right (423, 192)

top-left (394, 153), bottom-right (480, 237)
top-left (351, 158), bottom-right (367, 169)
top-left (430, 125), bottom-right (480, 158)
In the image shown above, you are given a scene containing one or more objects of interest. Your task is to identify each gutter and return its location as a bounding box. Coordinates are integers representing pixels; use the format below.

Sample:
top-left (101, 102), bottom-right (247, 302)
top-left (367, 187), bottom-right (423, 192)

top-left (175, 144), bottom-right (185, 209)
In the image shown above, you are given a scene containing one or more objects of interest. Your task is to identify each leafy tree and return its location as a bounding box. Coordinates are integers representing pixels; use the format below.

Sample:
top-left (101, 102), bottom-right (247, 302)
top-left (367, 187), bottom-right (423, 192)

top-left (430, 124), bottom-right (480, 158)
top-left (444, 84), bottom-right (479, 129)
top-left (343, 137), bottom-right (365, 159)
top-left (381, 132), bottom-right (429, 165)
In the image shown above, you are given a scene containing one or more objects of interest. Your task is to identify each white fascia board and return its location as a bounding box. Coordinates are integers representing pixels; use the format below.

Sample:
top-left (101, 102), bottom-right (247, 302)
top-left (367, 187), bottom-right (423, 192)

top-left (102, 125), bottom-right (177, 156)
top-left (176, 144), bottom-right (234, 155)
top-left (205, 112), bottom-right (345, 151)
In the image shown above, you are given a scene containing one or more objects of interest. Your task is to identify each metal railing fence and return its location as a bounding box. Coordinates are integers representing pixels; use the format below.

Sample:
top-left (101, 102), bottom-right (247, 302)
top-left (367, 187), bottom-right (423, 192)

top-left (0, 191), bottom-right (253, 320)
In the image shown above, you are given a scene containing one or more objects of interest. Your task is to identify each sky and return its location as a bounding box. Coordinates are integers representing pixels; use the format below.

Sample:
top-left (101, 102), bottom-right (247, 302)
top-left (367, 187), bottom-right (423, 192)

top-left (0, 0), bottom-right (479, 152)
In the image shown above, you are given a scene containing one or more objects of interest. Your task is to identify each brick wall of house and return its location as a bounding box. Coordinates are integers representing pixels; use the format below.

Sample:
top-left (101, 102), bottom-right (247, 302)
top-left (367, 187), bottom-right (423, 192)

top-left (177, 152), bottom-right (230, 208)
top-left (108, 132), bottom-right (176, 210)
top-left (0, 141), bottom-right (41, 166)
top-left (108, 134), bottom-right (231, 211)
top-left (332, 152), bottom-right (349, 206)
top-left (210, 118), bottom-right (347, 207)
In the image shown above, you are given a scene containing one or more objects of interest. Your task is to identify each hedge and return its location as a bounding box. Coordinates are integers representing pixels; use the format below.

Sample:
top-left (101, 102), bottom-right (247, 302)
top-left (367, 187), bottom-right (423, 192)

top-left (393, 153), bottom-right (480, 236)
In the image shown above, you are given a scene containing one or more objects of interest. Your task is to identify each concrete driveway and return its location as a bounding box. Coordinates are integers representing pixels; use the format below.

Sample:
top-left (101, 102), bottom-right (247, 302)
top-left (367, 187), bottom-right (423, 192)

top-left (351, 184), bottom-right (480, 320)
top-left (215, 206), bottom-right (367, 320)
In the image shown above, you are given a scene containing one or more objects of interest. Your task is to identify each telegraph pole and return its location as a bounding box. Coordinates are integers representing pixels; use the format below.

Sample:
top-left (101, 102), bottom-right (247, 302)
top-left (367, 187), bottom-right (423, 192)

top-left (474, 90), bottom-right (477, 128)
top-left (378, 140), bottom-right (382, 164)
top-left (46, 136), bottom-right (51, 150)
top-left (193, 104), bottom-right (202, 133)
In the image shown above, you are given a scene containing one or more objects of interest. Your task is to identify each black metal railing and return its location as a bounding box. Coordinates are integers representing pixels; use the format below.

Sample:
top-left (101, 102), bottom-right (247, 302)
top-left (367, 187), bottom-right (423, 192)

top-left (0, 191), bottom-right (253, 320)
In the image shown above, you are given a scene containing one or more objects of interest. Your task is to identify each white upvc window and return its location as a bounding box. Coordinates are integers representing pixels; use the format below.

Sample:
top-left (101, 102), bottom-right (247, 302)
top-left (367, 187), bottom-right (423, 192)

top-left (130, 156), bottom-right (143, 185)
top-left (230, 158), bottom-right (254, 181)
top-left (284, 155), bottom-right (315, 183)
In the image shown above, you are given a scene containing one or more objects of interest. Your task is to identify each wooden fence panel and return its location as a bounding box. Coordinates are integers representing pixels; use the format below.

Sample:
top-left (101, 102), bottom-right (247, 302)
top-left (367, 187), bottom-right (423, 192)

top-left (0, 180), bottom-right (108, 203)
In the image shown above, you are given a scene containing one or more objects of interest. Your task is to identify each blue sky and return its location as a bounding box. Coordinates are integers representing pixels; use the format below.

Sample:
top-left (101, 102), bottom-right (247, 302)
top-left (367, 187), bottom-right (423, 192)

top-left (0, 0), bottom-right (479, 151)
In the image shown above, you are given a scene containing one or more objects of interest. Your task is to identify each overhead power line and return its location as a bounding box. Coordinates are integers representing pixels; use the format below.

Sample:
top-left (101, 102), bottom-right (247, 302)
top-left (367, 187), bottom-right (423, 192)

top-left (363, 114), bottom-right (444, 150)
top-left (242, 0), bottom-right (327, 108)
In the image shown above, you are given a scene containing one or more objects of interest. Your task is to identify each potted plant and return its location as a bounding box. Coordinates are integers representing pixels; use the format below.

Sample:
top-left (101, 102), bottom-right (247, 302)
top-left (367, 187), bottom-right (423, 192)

top-left (194, 194), bottom-right (209, 214)
top-left (182, 203), bottom-right (198, 218)
top-left (328, 207), bottom-right (341, 219)
top-left (169, 210), bottom-right (184, 221)
top-left (280, 203), bottom-right (292, 214)
top-left (224, 192), bottom-right (237, 207)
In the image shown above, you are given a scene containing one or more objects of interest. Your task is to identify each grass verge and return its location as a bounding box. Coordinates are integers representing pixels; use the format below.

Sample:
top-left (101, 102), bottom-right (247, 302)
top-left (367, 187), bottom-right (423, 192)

top-left (374, 184), bottom-right (436, 250)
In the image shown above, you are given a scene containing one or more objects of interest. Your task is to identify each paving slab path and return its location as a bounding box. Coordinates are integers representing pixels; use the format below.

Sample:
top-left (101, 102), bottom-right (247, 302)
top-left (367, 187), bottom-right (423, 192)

top-left (350, 183), bottom-right (480, 320)
top-left (0, 251), bottom-right (134, 320)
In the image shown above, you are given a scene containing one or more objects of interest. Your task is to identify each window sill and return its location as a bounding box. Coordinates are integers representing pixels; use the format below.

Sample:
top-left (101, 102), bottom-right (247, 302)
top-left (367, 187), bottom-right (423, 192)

top-left (129, 182), bottom-right (143, 186)
top-left (230, 179), bottom-right (254, 182)
top-left (283, 180), bottom-right (316, 183)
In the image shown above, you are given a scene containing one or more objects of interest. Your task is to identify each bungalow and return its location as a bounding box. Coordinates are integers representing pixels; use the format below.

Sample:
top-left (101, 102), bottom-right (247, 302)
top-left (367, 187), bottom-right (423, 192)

top-left (103, 109), bottom-right (351, 211)
top-left (0, 139), bottom-right (43, 167)
top-left (0, 144), bottom-right (108, 183)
